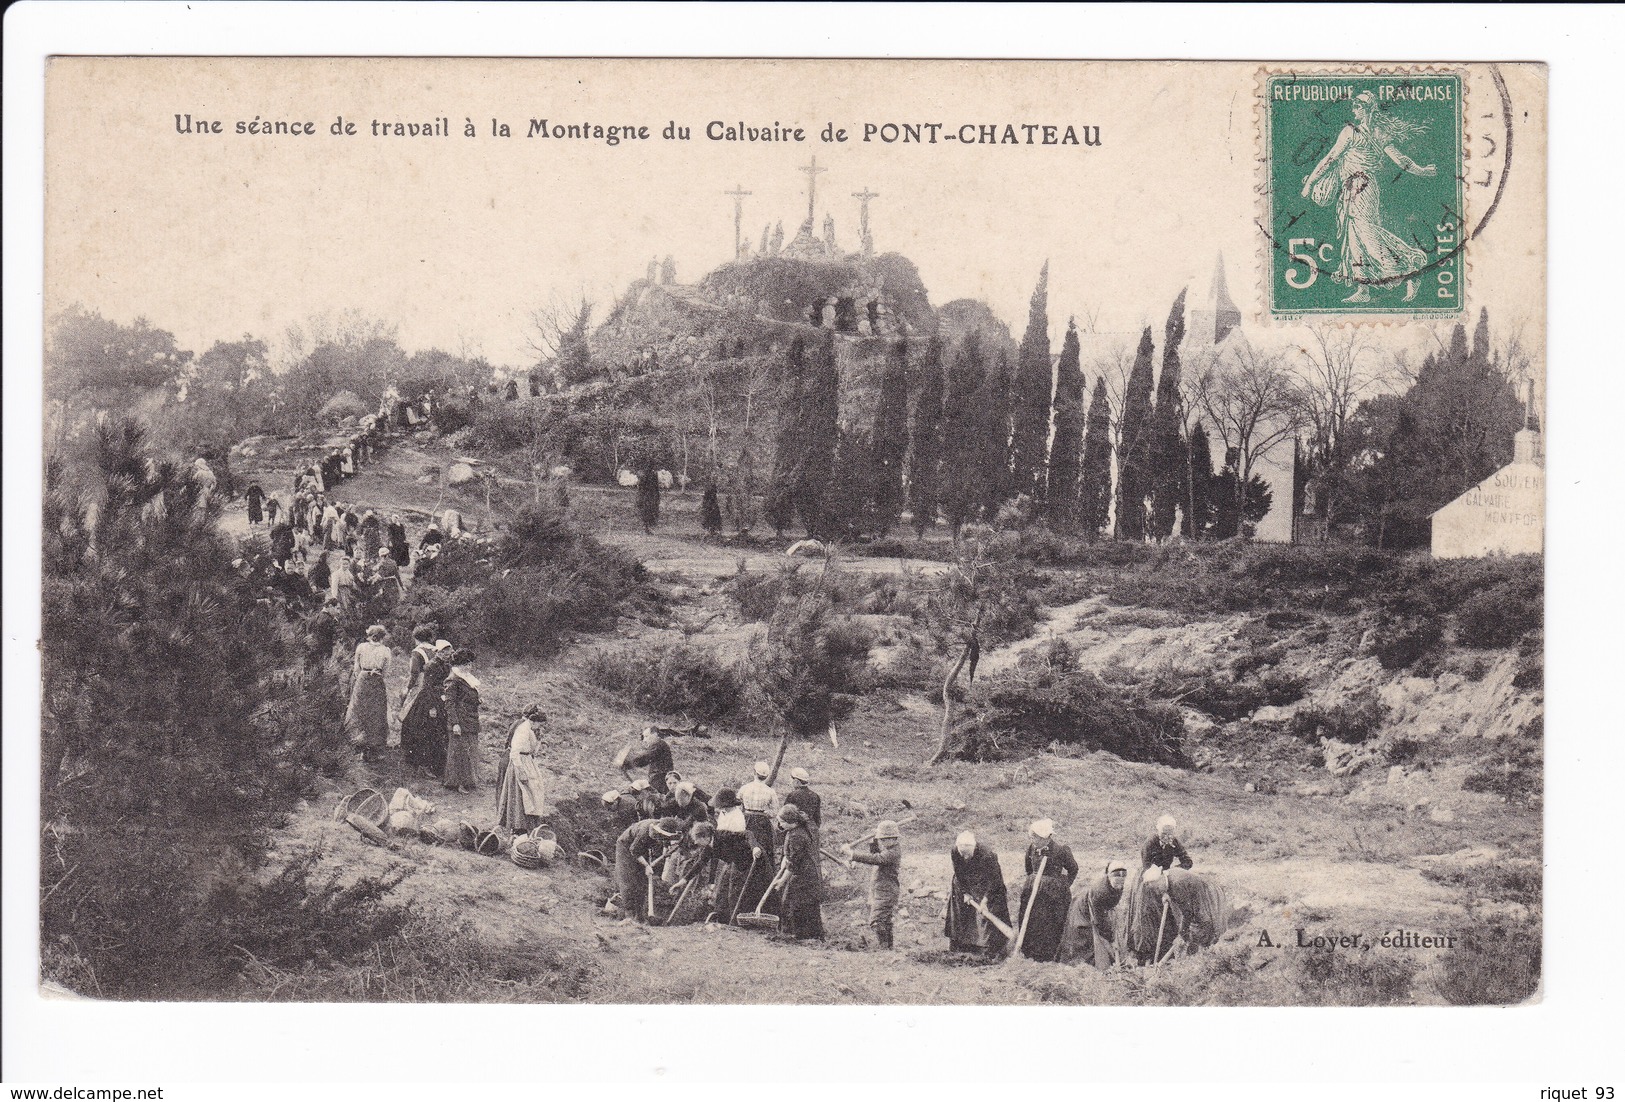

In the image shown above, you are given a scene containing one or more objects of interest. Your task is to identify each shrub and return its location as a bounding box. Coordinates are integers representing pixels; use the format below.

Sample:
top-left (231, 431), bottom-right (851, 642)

top-left (740, 591), bottom-right (872, 737)
top-left (387, 505), bottom-right (653, 656)
top-left (1290, 691), bottom-right (1386, 744)
top-left (581, 643), bottom-right (742, 720)
top-left (731, 564), bottom-right (816, 622)
top-left (1290, 945), bottom-right (1418, 1005)
top-left (1436, 921), bottom-right (1541, 1005)
top-left (958, 648), bottom-right (1187, 766)
top-left (1369, 613), bottom-right (1443, 670)
top-left (1456, 575), bottom-right (1543, 649)
top-left (1463, 717), bottom-right (1542, 802)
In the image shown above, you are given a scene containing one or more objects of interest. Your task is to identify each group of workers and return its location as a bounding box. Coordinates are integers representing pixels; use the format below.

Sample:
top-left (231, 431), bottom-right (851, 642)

top-left (590, 726), bottom-right (1227, 965)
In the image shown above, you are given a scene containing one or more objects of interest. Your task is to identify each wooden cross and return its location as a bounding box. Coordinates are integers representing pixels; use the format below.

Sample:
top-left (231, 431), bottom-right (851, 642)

top-left (724, 184), bottom-right (753, 257)
top-left (799, 154), bottom-right (828, 222)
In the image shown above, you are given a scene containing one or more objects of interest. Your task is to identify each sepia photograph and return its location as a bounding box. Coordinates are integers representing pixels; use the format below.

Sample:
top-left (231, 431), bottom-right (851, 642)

top-left (31, 55), bottom-right (1548, 1013)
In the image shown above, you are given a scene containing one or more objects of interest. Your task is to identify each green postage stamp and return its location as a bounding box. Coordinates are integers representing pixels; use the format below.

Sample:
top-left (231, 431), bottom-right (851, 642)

top-left (1264, 71), bottom-right (1464, 319)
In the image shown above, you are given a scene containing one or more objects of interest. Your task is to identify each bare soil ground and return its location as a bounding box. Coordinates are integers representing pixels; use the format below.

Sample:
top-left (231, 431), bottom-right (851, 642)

top-left (235, 430), bottom-right (1541, 1004)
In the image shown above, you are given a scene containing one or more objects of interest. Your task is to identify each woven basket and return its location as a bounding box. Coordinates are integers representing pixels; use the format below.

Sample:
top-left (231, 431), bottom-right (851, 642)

top-left (476, 829), bottom-right (507, 857)
top-left (456, 822), bottom-right (480, 850)
top-left (333, 788), bottom-right (387, 828)
top-left (511, 837), bottom-right (543, 870)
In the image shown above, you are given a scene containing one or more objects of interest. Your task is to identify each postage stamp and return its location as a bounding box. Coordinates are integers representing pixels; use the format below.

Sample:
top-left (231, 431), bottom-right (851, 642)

top-left (1263, 71), bottom-right (1465, 319)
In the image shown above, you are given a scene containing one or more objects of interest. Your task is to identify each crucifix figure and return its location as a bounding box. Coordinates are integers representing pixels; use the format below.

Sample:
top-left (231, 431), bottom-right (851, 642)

top-left (799, 154), bottom-right (828, 224)
top-left (724, 184), bottom-right (752, 258)
top-left (852, 186), bottom-right (879, 255)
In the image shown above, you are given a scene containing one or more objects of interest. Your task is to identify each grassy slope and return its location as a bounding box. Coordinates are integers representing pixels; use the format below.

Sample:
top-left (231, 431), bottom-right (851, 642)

top-left (237, 431), bottom-right (1541, 1005)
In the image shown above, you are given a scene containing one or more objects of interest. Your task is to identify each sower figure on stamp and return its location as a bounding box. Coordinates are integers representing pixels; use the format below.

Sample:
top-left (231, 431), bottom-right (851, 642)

top-left (1300, 90), bottom-right (1437, 303)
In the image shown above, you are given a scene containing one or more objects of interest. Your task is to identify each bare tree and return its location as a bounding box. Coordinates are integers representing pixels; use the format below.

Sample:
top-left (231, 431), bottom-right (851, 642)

top-left (1198, 335), bottom-right (1301, 497)
top-left (1292, 325), bottom-right (1387, 464)
top-left (524, 293), bottom-right (595, 384)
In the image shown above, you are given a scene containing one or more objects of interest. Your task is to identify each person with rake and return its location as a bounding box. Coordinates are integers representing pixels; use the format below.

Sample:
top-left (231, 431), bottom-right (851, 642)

top-left (775, 805), bottom-right (824, 941)
top-left (611, 816), bottom-right (682, 923)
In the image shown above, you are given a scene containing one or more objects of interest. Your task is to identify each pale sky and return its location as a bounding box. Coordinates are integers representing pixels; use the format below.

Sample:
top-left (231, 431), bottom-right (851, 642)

top-left (45, 58), bottom-right (1545, 372)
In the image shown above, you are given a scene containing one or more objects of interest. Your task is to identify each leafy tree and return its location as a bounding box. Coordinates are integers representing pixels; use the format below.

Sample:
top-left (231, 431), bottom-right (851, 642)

top-left (1348, 310), bottom-right (1523, 548)
top-left (1008, 262), bottom-right (1053, 505)
top-left (1148, 289), bottom-right (1188, 539)
top-left (905, 339), bottom-right (946, 538)
top-left (1079, 377), bottom-right (1113, 540)
top-left (1211, 448), bottom-right (1274, 539)
top-left (1046, 318), bottom-right (1085, 530)
top-left (46, 306), bottom-right (191, 401)
top-left (1115, 327), bottom-right (1157, 540)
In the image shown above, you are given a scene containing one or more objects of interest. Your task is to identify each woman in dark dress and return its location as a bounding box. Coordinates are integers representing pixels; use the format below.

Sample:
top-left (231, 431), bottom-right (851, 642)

top-left (245, 482), bottom-right (264, 525)
top-left (387, 513), bottom-right (410, 567)
top-left (1014, 819), bottom-right (1079, 962)
top-left (439, 648), bottom-right (481, 792)
top-left (399, 633), bottom-right (450, 777)
top-left (944, 830), bottom-right (1012, 957)
top-left (776, 805), bottom-right (824, 941)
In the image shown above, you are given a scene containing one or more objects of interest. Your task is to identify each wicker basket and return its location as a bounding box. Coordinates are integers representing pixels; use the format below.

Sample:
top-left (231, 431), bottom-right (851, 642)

top-left (333, 788), bottom-right (387, 828)
top-left (456, 822), bottom-right (480, 850)
top-left (511, 837), bottom-right (543, 870)
top-left (475, 829), bottom-right (507, 857)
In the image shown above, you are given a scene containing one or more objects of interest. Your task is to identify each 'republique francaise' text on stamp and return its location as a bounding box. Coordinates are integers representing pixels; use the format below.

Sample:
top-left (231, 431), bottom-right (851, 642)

top-left (1264, 71), bottom-right (1465, 320)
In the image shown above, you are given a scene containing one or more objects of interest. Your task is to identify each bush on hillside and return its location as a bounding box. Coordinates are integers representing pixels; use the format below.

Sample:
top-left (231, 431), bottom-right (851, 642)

top-left (1456, 574), bottom-right (1543, 649)
top-left (582, 643), bottom-right (742, 721)
top-left (1290, 691), bottom-right (1386, 744)
top-left (956, 644), bottom-right (1187, 766)
top-left (387, 504), bottom-right (653, 656)
top-left (1369, 613), bottom-right (1443, 670)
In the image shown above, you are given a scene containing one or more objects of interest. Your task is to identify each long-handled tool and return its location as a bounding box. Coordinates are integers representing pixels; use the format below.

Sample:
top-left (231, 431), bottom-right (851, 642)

top-left (726, 851), bottom-right (760, 922)
top-left (963, 894), bottom-right (1015, 940)
top-left (736, 858), bottom-right (788, 930)
top-left (1007, 854), bottom-right (1048, 960)
top-left (638, 857), bottom-right (657, 920)
top-left (840, 813), bottom-right (919, 851)
top-left (664, 859), bottom-right (706, 927)
top-left (1153, 892), bottom-right (1172, 966)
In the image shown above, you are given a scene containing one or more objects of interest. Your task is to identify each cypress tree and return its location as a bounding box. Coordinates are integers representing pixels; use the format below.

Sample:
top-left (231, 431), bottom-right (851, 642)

top-left (1046, 318), bottom-right (1085, 529)
top-left (905, 339), bottom-right (945, 539)
top-left (1148, 288), bottom-right (1189, 540)
top-left (979, 346), bottom-right (1015, 517)
top-left (870, 338), bottom-right (911, 533)
top-left (1079, 376), bottom-right (1112, 540)
top-left (794, 328), bottom-right (840, 536)
top-left (764, 336), bottom-right (807, 537)
top-left (940, 333), bottom-right (991, 534)
top-left (1183, 421), bottom-right (1215, 539)
top-left (1008, 261), bottom-right (1053, 506)
top-left (1115, 327), bottom-right (1156, 540)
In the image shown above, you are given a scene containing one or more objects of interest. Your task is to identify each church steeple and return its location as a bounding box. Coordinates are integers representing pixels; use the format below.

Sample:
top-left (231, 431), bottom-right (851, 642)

top-left (1205, 252), bottom-right (1242, 344)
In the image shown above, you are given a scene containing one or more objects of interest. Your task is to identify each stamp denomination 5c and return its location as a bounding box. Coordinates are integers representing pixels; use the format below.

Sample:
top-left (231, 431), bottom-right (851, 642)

top-left (1263, 71), bottom-right (1465, 319)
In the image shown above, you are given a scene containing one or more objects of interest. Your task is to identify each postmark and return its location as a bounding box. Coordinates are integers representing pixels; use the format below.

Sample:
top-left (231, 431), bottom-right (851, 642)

top-left (1262, 69), bottom-right (1471, 319)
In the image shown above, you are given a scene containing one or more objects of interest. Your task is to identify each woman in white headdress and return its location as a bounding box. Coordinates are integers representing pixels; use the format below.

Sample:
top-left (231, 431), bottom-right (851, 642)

top-left (1300, 90), bottom-right (1438, 303)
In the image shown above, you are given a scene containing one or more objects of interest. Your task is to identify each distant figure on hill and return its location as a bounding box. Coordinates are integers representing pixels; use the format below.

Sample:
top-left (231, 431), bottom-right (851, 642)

top-left (635, 464), bottom-right (661, 533)
top-left (244, 482), bottom-right (264, 526)
top-left (700, 482), bottom-right (723, 536)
